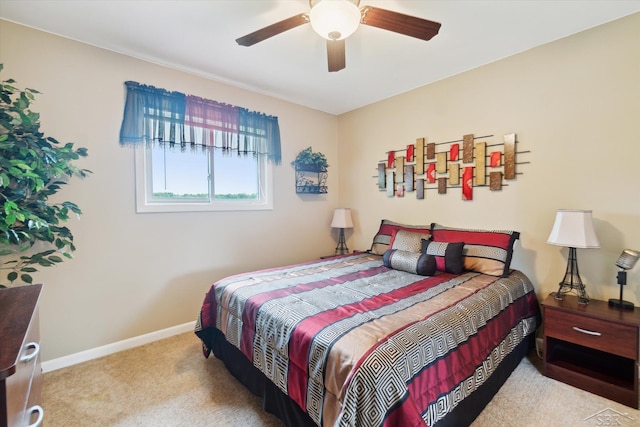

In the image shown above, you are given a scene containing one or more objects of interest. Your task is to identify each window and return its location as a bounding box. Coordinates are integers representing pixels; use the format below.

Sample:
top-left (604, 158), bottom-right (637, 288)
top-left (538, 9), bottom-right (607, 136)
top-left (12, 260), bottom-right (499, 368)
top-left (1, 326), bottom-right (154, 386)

top-left (135, 145), bottom-right (272, 213)
top-left (120, 81), bottom-right (281, 213)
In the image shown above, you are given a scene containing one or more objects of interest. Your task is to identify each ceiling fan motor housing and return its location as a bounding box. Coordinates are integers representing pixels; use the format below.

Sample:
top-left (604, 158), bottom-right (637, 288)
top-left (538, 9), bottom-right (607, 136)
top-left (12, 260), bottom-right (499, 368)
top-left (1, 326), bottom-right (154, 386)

top-left (309, 0), bottom-right (361, 8)
top-left (309, 0), bottom-right (362, 41)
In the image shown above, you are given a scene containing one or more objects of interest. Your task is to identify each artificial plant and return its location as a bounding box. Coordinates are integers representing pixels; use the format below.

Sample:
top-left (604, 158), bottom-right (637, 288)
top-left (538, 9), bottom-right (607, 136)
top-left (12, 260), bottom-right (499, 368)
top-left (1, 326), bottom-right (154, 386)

top-left (291, 147), bottom-right (329, 171)
top-left (0, 64), bottom-right (90, 287)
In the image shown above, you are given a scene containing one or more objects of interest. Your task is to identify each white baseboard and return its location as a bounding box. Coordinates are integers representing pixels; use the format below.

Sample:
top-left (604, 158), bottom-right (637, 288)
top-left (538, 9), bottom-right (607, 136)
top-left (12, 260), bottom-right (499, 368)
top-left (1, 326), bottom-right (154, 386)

top-left (41, 321), bottom-right (196, 373)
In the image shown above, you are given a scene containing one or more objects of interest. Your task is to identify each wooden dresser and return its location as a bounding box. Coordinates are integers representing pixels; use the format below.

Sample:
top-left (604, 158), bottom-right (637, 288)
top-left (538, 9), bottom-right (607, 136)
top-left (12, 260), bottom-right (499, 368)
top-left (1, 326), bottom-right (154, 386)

top-left (542, 293), bottom-right (640, 408)
top-left (0, 284), bottom-right (43, 427)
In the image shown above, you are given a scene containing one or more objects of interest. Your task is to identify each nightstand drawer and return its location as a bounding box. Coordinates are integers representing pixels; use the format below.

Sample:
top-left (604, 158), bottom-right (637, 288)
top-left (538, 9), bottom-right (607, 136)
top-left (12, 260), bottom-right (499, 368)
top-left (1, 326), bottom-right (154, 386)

top-left (545, 308), bottom-right (638, 359)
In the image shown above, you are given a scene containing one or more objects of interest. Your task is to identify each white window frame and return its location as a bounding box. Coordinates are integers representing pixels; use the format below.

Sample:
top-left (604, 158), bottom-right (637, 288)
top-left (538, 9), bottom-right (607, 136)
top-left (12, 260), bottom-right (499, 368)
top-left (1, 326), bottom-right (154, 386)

top-left (134, 146), bottom-right (273, 213)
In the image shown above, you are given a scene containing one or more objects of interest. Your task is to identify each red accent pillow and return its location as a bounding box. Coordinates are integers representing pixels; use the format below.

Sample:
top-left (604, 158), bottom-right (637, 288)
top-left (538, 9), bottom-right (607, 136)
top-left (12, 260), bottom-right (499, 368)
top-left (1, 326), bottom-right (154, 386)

top-left (369, 220), bottom-right (431, 255)
top-left (430, 223), bottom-right (519, 277)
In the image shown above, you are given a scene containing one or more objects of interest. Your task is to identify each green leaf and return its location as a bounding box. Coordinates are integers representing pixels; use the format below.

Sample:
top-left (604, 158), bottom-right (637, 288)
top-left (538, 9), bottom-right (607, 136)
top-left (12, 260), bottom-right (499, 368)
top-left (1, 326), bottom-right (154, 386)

top-left (7, 271), bottom-right (17, 282)
top-left (5, 212), bottom-right (16, 226)
top-left (21, 274), bottom-right (33, 284)
top-left (9, 161), bottom-right (32, 170)
top-left (4, 200), bottom-right (18, 214)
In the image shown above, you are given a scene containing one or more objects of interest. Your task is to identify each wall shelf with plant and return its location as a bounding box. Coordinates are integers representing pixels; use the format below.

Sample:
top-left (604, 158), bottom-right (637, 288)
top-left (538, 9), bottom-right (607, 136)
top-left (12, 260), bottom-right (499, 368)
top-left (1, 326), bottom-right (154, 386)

top-left (291, 147), bottom-right (328, 194)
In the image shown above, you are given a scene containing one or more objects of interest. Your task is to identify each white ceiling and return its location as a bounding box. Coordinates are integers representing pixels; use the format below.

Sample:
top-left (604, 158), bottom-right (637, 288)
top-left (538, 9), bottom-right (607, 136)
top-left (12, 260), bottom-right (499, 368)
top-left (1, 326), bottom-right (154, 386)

top-left (1, 1), bottom-right (639, 115)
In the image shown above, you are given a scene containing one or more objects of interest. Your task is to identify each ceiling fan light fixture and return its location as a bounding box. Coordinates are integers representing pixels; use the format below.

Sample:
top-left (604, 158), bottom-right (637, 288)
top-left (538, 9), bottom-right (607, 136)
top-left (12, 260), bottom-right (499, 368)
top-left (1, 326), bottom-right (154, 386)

top-left (310, 0), bottom-right (361, 41)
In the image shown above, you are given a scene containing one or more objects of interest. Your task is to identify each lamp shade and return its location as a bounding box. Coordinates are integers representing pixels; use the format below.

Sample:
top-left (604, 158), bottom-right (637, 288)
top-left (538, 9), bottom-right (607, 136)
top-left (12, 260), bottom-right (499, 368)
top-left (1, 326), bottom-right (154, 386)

top-left (616, 249), bottom-right (640, 270)
top-left (310, 0), bottom-right (361, 40)
top-left (547, 209), bottom-right (600, 248)
top-left (331, 208), bottom-right (354, 229)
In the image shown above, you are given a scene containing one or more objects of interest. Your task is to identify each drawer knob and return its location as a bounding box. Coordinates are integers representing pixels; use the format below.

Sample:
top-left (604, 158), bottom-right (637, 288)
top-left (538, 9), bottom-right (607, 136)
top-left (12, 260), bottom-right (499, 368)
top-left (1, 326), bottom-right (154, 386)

top-left (25, 405), bottom-right (44, 427)
top-left (572, 326), bottom-right (602, 336)
top-left (20, 342), bottom-right (40, 363)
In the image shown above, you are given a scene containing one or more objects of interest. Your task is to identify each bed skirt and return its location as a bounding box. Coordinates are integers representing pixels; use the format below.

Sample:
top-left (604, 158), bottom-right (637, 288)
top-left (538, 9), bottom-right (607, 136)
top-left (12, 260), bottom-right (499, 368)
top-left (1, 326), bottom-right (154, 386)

top-left (197, 327), bottom-right (534, 427)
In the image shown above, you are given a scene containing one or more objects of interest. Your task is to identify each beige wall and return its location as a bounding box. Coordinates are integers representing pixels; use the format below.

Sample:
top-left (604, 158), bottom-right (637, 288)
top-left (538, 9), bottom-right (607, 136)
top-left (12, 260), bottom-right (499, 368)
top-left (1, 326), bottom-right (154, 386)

top-left (0, 20), bottom-right (340, 361)
top-left (2, 13), bottom-right (639, 362)
top-left (338, 13), bottom-right (640, 304)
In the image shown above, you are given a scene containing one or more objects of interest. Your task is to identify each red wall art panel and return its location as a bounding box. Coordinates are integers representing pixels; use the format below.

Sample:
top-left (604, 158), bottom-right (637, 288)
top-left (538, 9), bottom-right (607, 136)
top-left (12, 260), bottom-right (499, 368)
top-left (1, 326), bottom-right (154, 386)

top-left (490, 151), bottom-right (501, 167)
top-left (462, 166), bottom-right (473, 200)
top-left (450, 143), bottom-right (459, 162)
top-left (406, 144), bottom-right (414, 162)
top-left (427, 163), bottom-right (436, 183)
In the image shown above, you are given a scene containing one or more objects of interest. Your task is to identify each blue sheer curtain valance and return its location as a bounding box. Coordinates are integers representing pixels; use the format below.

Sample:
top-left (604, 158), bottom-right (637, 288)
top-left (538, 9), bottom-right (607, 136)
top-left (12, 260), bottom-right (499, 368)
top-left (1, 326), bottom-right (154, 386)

top-left (119, 81), bottom-right (282, 164)
top-left (239, 108), bottom-right (281, 166)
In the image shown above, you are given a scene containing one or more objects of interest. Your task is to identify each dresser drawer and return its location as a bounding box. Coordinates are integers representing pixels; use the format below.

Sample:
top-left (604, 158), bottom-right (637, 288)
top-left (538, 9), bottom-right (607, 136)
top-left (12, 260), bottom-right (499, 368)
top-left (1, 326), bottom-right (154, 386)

top-left (4, 342), bottom-right (39, 427)
top-left (545, 308), bottom-right (638, 359)
top-left (0, 285), bottom-right (43, 427)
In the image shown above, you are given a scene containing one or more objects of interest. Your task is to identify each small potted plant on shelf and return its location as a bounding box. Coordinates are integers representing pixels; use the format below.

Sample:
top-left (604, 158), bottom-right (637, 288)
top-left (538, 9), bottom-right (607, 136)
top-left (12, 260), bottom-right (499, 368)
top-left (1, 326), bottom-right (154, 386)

top-left (291, 147), bottom-right (328, 172)
top-left (291, 147), bottom-right (328, 194)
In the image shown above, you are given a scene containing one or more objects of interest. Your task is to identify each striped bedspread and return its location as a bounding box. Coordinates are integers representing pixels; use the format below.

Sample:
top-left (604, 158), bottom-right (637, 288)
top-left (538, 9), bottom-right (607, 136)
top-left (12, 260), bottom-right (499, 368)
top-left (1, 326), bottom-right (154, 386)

top-left (196, 252), bottom-right (540, 426)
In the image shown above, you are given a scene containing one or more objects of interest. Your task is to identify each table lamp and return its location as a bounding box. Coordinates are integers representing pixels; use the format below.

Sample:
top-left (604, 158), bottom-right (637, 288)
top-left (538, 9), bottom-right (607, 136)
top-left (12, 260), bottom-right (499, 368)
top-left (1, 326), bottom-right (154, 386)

top-left (608, 249), bottom-right (640, 310)
top-left (547, 209), bottom-right (600, 304)
top-left (331, 208), bottom-right (353, 255)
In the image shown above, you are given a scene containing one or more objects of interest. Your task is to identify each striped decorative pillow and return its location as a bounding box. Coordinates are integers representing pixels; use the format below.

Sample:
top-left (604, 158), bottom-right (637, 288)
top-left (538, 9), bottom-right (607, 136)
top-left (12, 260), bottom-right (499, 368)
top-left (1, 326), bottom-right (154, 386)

top-left (430, 223), bottom-right (520, 277)
top-left (421, 240), bottom-right (465, 274)
top-left (369, 220), bottom-right (431, 255)
top-left (383, 249), bottom-right (436, 276)
top-left (390, 229), bottom-right (432, 253)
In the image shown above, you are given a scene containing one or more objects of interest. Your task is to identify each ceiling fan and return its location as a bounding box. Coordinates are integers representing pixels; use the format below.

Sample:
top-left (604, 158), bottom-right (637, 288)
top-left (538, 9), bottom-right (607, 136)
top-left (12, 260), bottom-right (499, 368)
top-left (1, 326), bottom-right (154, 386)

top-left (236, 0), bottom-right (441, 72)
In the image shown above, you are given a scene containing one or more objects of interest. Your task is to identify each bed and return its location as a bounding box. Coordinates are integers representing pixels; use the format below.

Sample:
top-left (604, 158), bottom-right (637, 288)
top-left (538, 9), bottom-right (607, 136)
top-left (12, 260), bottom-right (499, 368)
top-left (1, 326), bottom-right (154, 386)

top-left (195, 222), bottom-right (541, 427)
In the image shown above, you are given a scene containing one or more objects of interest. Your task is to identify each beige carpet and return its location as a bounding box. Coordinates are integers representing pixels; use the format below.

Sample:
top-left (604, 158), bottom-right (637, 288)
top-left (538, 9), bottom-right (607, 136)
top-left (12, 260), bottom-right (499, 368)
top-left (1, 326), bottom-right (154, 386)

top-left (43, 333), bottom-right (640, 426)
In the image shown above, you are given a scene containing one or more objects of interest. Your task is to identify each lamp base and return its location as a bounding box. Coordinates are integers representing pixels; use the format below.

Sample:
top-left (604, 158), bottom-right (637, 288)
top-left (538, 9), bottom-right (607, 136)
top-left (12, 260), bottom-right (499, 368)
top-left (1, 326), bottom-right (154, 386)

top-left (334, 228), bottom-right (349, 256)
top-left (608, 298), bottom-right (635, 310)
top-left (555, 283), bottom-right (589, 304)
top-left (554, 247), bottom-right (589, 304)
top-left (609, 271), bottom-right (634, 310)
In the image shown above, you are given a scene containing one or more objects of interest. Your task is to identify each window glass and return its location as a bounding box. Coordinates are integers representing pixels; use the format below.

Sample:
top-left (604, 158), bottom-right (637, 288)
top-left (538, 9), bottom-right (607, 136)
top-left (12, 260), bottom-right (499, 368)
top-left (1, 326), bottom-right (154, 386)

top-left (151, 145), bottom-right (209, 200)
top-left (213, 153), bottom-right (258, 200)
top-left (135, 145), bottom-right (272, 213)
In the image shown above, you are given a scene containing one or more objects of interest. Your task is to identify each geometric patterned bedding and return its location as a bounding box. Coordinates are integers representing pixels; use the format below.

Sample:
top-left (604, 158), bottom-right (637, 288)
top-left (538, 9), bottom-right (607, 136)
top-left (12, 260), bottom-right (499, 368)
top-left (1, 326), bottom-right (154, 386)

top-left (195, 252), bottom-right (540, 427)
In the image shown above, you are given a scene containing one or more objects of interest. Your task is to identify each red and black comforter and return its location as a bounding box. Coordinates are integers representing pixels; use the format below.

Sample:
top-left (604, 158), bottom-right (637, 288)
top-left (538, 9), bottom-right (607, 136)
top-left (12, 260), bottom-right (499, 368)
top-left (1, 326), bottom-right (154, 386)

top-left (195, 252), bottom-right (540, 426)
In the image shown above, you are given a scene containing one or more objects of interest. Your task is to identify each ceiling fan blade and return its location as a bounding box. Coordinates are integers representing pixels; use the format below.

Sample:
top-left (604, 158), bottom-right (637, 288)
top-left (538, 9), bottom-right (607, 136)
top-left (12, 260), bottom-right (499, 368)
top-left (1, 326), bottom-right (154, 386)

top-left (327, 39), bottom-right (346, 72)
top-left (236, 13), bottom-right (310, 46)
top-left (360, 6), bottom-right (441, 41)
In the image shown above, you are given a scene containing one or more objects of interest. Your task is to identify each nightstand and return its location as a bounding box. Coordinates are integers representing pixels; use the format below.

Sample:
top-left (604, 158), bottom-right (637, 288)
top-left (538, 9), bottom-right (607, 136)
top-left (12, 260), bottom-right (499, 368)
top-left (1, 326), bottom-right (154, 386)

top-left (542, 293), bottom-right (640, 408)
